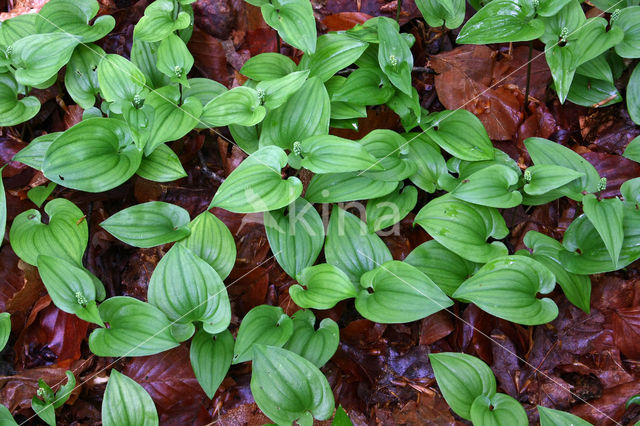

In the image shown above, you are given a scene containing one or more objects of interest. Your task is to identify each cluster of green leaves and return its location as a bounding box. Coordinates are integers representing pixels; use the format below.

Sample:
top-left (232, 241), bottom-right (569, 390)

top-left (1, 0), bottom-right (639, 424)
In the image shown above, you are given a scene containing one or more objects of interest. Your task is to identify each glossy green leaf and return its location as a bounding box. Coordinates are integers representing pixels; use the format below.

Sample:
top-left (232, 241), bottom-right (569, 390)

top-left (366, 185), bottom-right (417, 232)
top-left (423, 110), bottom-right (494, 161)
top-left (97, 54), bottom-right (146, 104)
top-left (183, 78), bottom-right (228, 109)
top-left (298, 33), bottom-right (368, 82)
top-left (31, 369), bottom-right (74, 426)
top-left (451, 164), bottom-right (522, 208)
top-left (37, 255), bottom-right (103, 326)
top-left (332, 406), bottom-right (353, 426)
top-left (590, 0), bottom-right (639, 10)
top-left (131, 39), bottom-right (171, 89)
top-left (10, 198), bottom-right (87, 266)
top-left (537, 0), bottom-right (573, 17)
top-left (209, 146), bottom-right (302, 213)
top-left (89, 296), bottom-right (179, 357)
top-left (177, 211), bottom-right (236, 279)
top-left (0, 312), bottom-right (10, 352)
top-left (453, 255), bottom-right (558, 325)
top-left (525, 137), bottom-right (600, 199)
top-left (621, 177), bottom-right (640, 208)
top-left (577, 54), bottom-right (614, 83)
top-left (624, 136), bottom-right (640, 163)
top-left (240, 53), bottom-right (297, 81)
top-left (149, 244), bottom-right (230, 333)
top-left (264, 197), bottom-right (324, 279)
top-left (405, 240), bottom-right (478, 296)
top-left (251, 345), bottom-right (334, 424)
top-left (305, 172), bottom-right (398, 203)
top-left (201, 86), bottom-right (266, 127)
top-left (470, 393), bottom-right (527, 426)
top-left (190, 329), bottom-right (234, 399)
top-left (100, 201), bottom-right (190, 248)
top-left (0, 405), bottom-right (16, 425)
top-left (9, 33), bottom-right (79, 86)
top-left (377, 17), bottom-right (413, 95)
top-left (36, 0), bottom-right (115, 42)
top-left (256, 70), bottom-right (309, 109)
top-left (523, 164), bottom-right (585, 195)
top-left (325, 76), bottom-right (369, 120)
top-left (387, 88), bottom-right (422, 131)
top-left (233, 305), bottom-right (293, 364)
top-left (299, 134), bottom-right (379, 174)
top-left (415, 0), bottom-right (465, 29)
top-left (137, 144), bottom-right (187, 182)
top-left (43, 118), bottom-right (142, 192)
top-left (261, 0), bottom-right (316, 54)
top-left (356, 261), bottom-right (453, 323)
top-left (429, 352), bottom-right (496, 420)
top-left (331, 67), bottom-right (395, 105)
top-left (325, 207), bottom-right (392, 284)
top-left (283, 310), bottom-right (339, 367)
top-left (290, 263), bottom-right (358, 309)
top-left (157, 33), bottom-right (193, 85)
top-left (64, 44), bottom-right (104, 109)
top-left (583, 194), bottom-right (624, 267)
top-left (405, 133), bottom-right (449, 193)
top-left (614, 6), bottom-right (640, 58)
top-left (457, 0), bottom-right (544, 44)
top-left (134, 0), bottom-right (191, 42)
top-left (102, 370), bottom-right (159, 426)
top-left (0, 73), bottom-right (40, 126)
top-left (259, 76), bottom-right (330, 150)
top-left (415, 194), bottom-right (509, 263)
top-left (0, 14), bottom-right (36, 48)
top-left (359, 129), bottom-right (417, 181)
top-left (629, 63), bottom-right (640, 125)
top-left (566, 74), bottom-right (621, 108)
top-left (229, 123), bottom-right (260, 154)
top-left (538, 406), bottom-right (592, 426)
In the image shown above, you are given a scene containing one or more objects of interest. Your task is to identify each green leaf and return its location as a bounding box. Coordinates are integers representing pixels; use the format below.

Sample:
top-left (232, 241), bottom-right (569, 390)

top-left (415, 194), bottom-right (509, 263)
top-left (289, 263), bottom-right (358, 309)
top-left (233, 305), bottom-right (293, 364)
top-left (97, 54), bottom-right (146, 104)
top-left (64, 44), bottom-right (104, 109)
top-left (405, 133), bottom-right (449, 193)
top-left (621, 177), bottom-right (640, 208)
top-left (405, 240), bottom-right (478, 296)
top-left (628, 63), bottom-right (640, 125)
top-left (415, 0), bottom-right (465, 29)
top-left (457, 0), bottom-right (544, 44)
top-left (0, 14), bottom-right (37, 48)
top-left (387, 88), bottom-right (422, 131)
top-left (256, 70), bottom-right (309, 110)
top-left (157, 33), bottom-right (193, 86)
top-left (331, 68), bottom-right (394, 106)
top-left (545, 44), bottom-right (577, 104)
top-left (356, 261), bottom-right (453, 323)
top-left (325, 206), bottom-right (392, 284)
top-left (537, 0), bottom-right (573, 17)
top-left (201, 86), bottom-right (266, 127)
top-left (332, 406), bottom-right (353, 426)
top-left (359, 129), bottom-right (417, 181)
top-left (37, 255), bottom-right (103, 326)
top-left (177, 211), bottom-right (236, 279)
top-left (521, 231), bottom-right (591, 313)
top-left (582, 194), bottom-right (624, 267)
top-left (259, 77), bottom-right (330, 150)
top-left (251, 345), bottom-right (334, 424)
top-left (523, 164), bottom-right (585, 195)
top-left (36, 0), bottom-right (115, 42)
top-left (12, 133), bottom-right (61, 170)
top-left (538, 406), bottom-right (592, 426)
top-left (377, 17), bottom-right (413, 95)
top-left (305, 172), bottom-right (398, 203)
top-left (0, 73), bottom-right (40, 126)
top-left (137, 144), bottom-right (187, 182)
top-left (190, 329), bottom-right (234, 399)
top-left (52, 370), bottom-right (75, 409)
top-left (566, 74), bottom-right (621, 108)
top-left (624, 136), bottom-right (640, 163)
top-left (470, 393), bottom-right (528, 426)
top-left (577, 54), bottom-right (614, 83)
top-left (451, 164), bottom-right (522, 208)
top-left (613, 6), bottom-right (640, 58)
top-left (0, 405), bottom-right (17, 426)
top-left (299, 135), bottom-right (379, 174)
top-left (283, 310), bottom-right (339, 367)
top-left (9, 198), bottom-right (87, 266)
top-left (32, 394), bottom-right (56, 426)
top-left (9, 33), bottom-right (79, 86)
top-left (298, 33), bottom-right (368, 82)
top-left (453, 255), bottom-right (558, 325)
top-left (229, 123), bottom-right (260, 154)
top-left (131, 39), bottom-right (171, 89)
top-left (423, 110), bottom-right (494, 161)
top-left (366, 184), bottom-right (417, 232)
top-left (261, 0), bottom-right (316, 54)
top-left (89, 296), bottom-right (179, 357)
top-left (240, 53), bottom-right (297, 81)
top-left (100, 201), bottom-right (190, 248)
top-left (183, 78), bottom-right (228, 110)
top-left (209, 146), bottom-right (302, 213)
top-left (429, 352), bottom-right (496, 420)
top-left (525, 137), bottom-right (600, 199)
top-left (134, 0), bottom-right (191, 42)
top-left (264, 197), bottom-right (324, 279)
top-left (42, 118), bottom-right (142, 192)
top-left (0, 312), bottom-right (10, 352)
top-left (102, 370), bottom-right (159, 426)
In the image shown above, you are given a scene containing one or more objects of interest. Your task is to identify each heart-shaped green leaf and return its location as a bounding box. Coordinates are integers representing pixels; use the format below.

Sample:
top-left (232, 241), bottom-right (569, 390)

top-left (537, 0), bottom-right (573, 17)
top-left (264, 197), bottom-right (324, 279)
top-left (538, 406), bottom-right (592, 426)
top-left (405, 133), bottom-right (450, 193)
top-left (405, 240), bottom-right (478, 296)
top-left (10, 198), bottom-right (87, 266)
top-left (177, 211), bottom-right (236, 279)
top-left (9, 33), bottom-right (79, 86)
top-left (261, 0), bottom-right (316, 54)
top-left (359, 129), bottom-right (417, 181)
top-left (298, 33), bottom-right (368, 82)
top-left (283, 310), bottom-right (339, 367)
top-left (37, 255), bottom-right (103, 326)
top-left (157, 33), bottom-right (193, 86)
top-left (97, 54), bottom-right (147, 104)
top-left (387, 87), bottom-right (422, 131)
top-left (100, 201), bottom-right (190, 248)
top-left (415, 0), bottom-right (465, 29)
top-left (42, 118), bottom-right (142, 192)
top-left (134, 0), bottom-right (191, 42)
top-left (0, 313), bottom-right (10, 352)
top-left (577, 54), bottom-right (614, 83)
top-left (377, 17), bottom-right (413, 95)
top-left (624, 135), bottom-right (640, 163)
top-left (209, 146), bottom-right (302, 213)
top-left (251, 345), bottom-right (334, 424)
top-left (614, 6), bottom-right (640, 58)
top-left (148, 244), bottom-right (230, 333)
top-left (0, 73), bottom-right (40, 126)
top-left (523, 164), bottom-right (585, 195)
top-left (137, 144), bottom-right (187, 182)
top-left (470, 393), bottom-right (528, 426)
top-left (102, 370), bottom-right (159, 426)
top-left (256, 70), bottom-right (309, 110)
top-left (415, 194), bottom-right (509, 263)
top-left (13, 133), bottom-right (62, 171)
top-left (331, 67), bottom-right (395, 105)
top-left (566, 74), bottom-right (621, 108)
top-left (233, 305), bottom-right (293, 364)
top-left (289, 263), bottom-right (358, 309)
top-left (429, 352), bottom-right (496, 420)
top-left (0, 13), bottom-right (36, 48)
top-left (366, 184), bottom-right (417, 232)
top-left (621, 177), bottom-right (640, 208)
top-left (583, 194), bottom-right (624, 267)
top-left (305, 172), bottom-right (398, 203)
top-left (299, 134), bottom-right (380, 174)
top-left (240, 52), bottom-right (297, 81)
top-left (453, 255), bottom-right (558, 325)
top-left (64, 44), bottom-right (104, 109)
top-left (356, 261), bottom-right (453, 323)
top-left (130, 39), bottom-right (171, 89)
top-left (36, 0), bottom-right (115, 42)
top-left (89, 296), bottom-right (180, 357)
top-left (200, 86), bottom-right (266, 127)
top-left (628, 63), bottom-right (640, 125)
top-left (451, 164), bottom-right (522, 208)
top-left (423, 110), bottom-right (494, 161)
top-left (190, 329), bottom-right (234, 399)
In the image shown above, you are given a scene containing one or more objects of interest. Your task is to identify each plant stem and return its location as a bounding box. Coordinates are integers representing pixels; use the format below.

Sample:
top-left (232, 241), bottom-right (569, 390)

top-left (523, 41), bottom-right (533, 118)
top-left (276, 33), bottom-right (281, 53)
top-left (396, 0), bottom-right (403, 22)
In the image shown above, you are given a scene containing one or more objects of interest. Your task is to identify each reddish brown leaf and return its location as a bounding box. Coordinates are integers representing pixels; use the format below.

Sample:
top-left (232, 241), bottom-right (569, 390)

top-left (420, 311), bottom-right (454, 346)
top-left (581, 152), bottom-right (640, 198)
top-left (189, 27), bottom-right (229, 85)
top-left (322, 12), bottom-right (372, 31)
top-left (63, 104), bottom-right (83, 129)
top-left (612, 307), bottom-right (640, 359)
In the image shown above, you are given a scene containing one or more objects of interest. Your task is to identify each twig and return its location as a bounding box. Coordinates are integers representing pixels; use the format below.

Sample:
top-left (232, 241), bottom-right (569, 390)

top-left (197, 151), bottom-right (225, 184)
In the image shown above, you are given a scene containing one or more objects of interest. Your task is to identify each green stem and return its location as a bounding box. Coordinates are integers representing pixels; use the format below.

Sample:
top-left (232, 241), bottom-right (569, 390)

top-left (396, 0), bottom-right (403, 22)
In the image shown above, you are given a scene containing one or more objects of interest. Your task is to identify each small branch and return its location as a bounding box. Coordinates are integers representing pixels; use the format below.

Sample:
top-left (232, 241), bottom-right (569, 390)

top-left (197, 151), bottom-right (225, 184)
top-left (523, 41), bottom-right (533, 117)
